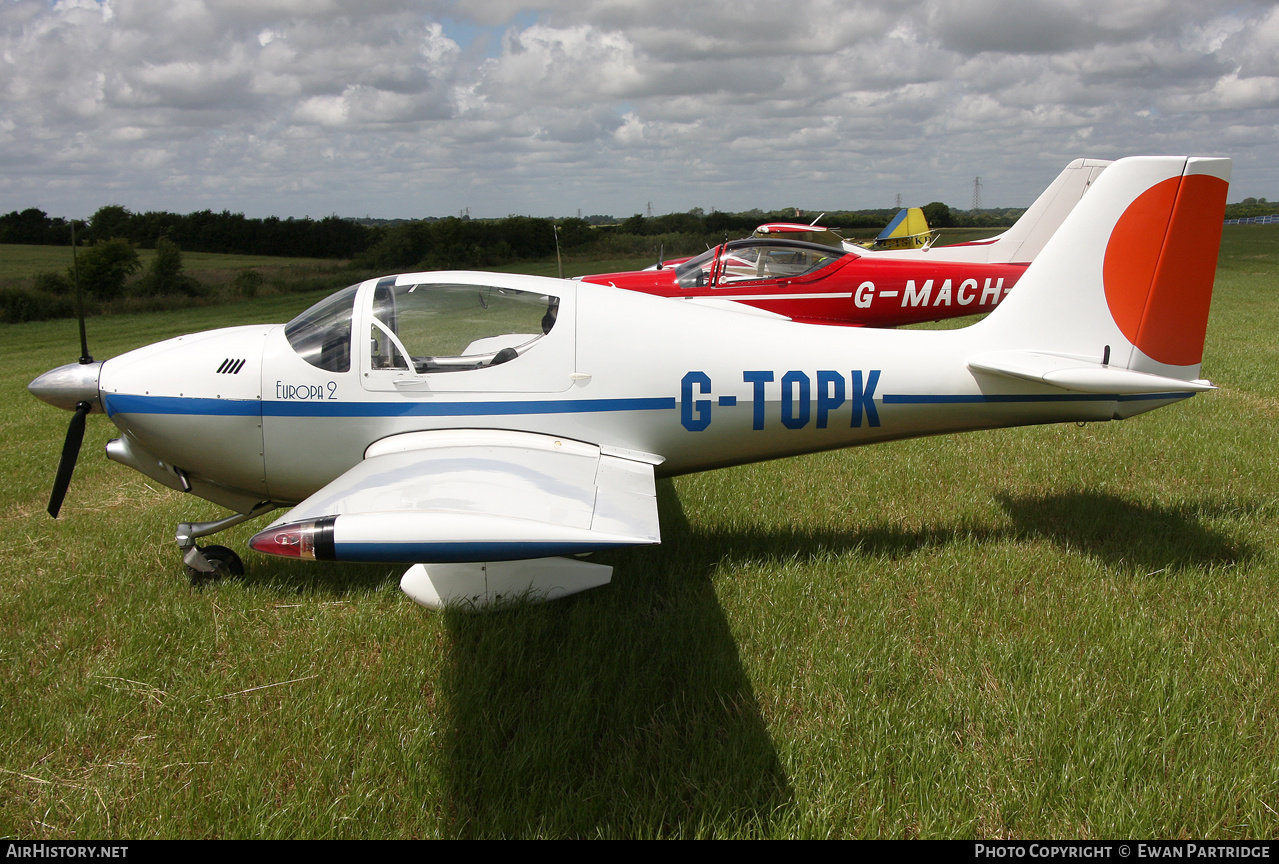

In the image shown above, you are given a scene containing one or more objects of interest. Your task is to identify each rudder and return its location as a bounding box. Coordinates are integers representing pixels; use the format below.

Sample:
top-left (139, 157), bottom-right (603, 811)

top-left (1103, 160), bottom-right (1229, 373)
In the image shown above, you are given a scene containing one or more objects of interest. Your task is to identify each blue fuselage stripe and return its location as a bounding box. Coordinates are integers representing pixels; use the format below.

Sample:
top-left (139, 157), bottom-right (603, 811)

top-left (882, 392), bottom-right (1192, 404)
top-left (266, 397), bottom-right (677, 417)
top-left (104, 393), bottom-right (677, 418)
top-left (102, 390), bottom-right (1191, 421)
top-left (103, 394), bottom-right (260, 418)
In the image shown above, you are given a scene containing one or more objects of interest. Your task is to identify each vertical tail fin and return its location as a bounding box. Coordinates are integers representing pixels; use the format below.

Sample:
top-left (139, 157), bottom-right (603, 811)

top-left (873, 207), bottom-right (933, 249)
top-left (857, 159), bottom-right (1110, 264)
top-left (973, 156), bottom-right (1230, 388)
top-left (992, 158), bottom-right (1111, 264)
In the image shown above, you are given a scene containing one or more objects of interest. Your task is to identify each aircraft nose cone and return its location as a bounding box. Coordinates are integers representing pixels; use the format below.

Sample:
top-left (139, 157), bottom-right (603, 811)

top-left (28, 361), bottom-right (103, 412)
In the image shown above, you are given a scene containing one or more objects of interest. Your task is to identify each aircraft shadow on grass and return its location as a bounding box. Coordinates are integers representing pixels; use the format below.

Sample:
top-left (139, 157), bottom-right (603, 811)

top-left (655, 489), bottom-right (1251, 578)
top-left (430, 479), bottom-right (792, 837)
top-left (993, 490), bottom-right (1254, 575)
top-left (228, 484), bottom-right (1253, 836)
top-left (231, 481), bottom-right (793, 837)
top-left (429, 485), bottom-right (1257, 835)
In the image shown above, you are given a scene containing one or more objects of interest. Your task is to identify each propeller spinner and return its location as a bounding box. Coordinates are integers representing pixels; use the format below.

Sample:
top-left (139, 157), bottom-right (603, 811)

top-left (29, 360), bottom-right (103, 518)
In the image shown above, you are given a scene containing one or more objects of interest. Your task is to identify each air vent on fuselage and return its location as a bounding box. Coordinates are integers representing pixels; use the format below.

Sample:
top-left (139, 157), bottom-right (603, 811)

top-left (216, 358), bottom-right (247, 375)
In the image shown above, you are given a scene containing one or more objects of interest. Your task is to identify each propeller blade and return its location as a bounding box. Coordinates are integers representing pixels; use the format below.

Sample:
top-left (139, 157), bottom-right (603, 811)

top-left (48, 401), bottom-right (90, 519)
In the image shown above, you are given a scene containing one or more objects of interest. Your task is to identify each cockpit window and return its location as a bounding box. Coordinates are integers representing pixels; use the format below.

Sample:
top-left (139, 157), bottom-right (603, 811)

top-left (370, 281), bottom-right (558, 374)
top-left (675, 240), bottom-right (844, 289)
top-left (718, 243), bottom-right (841, 282)
top-left (674, 248), bottom-right (717, 288)
top-left (285, 282), bottom-right (359, 372)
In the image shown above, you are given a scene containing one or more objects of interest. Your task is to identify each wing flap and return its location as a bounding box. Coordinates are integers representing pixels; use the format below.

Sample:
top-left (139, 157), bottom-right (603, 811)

top-left (592, 454), bottom-right (661, 540)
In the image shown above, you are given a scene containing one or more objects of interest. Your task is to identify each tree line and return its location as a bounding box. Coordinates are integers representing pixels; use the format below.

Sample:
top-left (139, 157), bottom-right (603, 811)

top-left (6, 193), bottom-right (1273, 272)
top-left (2, 201), bottom-right (1021, 323)
top-left (348, 202), bottom-right (994, 271)
top-left (1225, 198), bottom-right (1278, 219)
top-left (6, 190), bottom-right (1272, 326)
top-left (1, 205), bottom-right (373, 258)
top-left (2, 201), bottom-right (998, 269)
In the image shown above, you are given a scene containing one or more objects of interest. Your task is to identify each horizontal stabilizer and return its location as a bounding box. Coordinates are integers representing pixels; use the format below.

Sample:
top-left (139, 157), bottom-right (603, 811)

top-left (968, 351), bottom-right (1214, 394)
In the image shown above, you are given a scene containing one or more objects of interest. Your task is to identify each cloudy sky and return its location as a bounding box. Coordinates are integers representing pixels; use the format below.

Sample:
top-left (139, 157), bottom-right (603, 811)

top-left (2, 0), bottom-right (1277, 220)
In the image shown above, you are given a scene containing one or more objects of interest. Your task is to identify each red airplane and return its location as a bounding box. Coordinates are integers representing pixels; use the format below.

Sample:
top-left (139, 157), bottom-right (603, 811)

top-left (580, 159), bottom-right (1110, 328)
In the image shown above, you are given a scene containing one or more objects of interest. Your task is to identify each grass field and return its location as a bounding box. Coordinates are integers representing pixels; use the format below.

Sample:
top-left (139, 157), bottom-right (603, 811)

top-left (1, 227), bottom-right (1277, 838)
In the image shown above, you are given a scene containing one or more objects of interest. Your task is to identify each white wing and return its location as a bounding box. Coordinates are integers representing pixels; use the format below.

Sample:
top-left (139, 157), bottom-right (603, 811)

top-left (251, 429), bottom-right (661, 565)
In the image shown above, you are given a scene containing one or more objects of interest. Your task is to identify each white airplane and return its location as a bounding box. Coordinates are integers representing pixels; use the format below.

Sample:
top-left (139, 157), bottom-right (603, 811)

top-left (29, 156), bottom-right (1229, 609)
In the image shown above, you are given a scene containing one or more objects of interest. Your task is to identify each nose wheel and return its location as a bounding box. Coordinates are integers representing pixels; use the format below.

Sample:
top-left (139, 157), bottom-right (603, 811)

top-left (175, 503), bottom-right (276, 586)
top-left (184, 544), bottom-right (245, 586)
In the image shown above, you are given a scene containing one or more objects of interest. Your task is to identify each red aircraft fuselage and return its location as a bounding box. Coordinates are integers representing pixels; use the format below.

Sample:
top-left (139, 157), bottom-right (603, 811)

top-left (580, 238), bottom-right (1028, 327)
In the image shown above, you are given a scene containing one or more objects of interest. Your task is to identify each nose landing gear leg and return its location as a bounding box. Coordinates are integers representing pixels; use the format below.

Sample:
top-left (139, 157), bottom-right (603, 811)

top-left (176, 502), bottom-right (277, 586)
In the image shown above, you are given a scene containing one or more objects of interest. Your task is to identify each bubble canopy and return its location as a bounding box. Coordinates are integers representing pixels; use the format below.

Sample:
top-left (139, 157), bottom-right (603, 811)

top-left (284, 278), bottom-right (560, 376)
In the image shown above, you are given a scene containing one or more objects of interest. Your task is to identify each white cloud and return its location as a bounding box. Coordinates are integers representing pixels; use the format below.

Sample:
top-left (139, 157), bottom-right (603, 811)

top-left (1171, 72), bottom-right (1279, 112)
top-left (0, 0), bottom-right (1276, 219)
